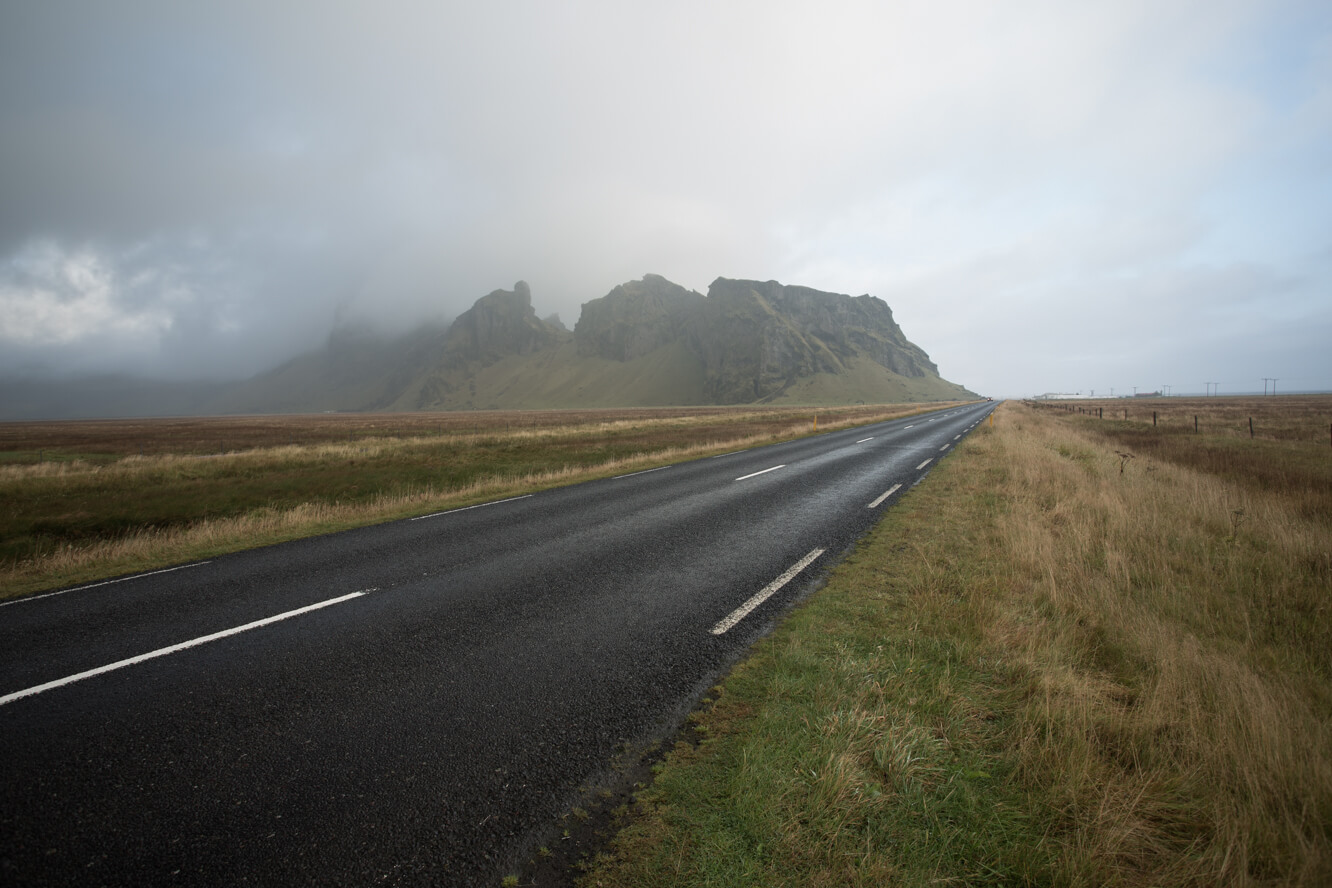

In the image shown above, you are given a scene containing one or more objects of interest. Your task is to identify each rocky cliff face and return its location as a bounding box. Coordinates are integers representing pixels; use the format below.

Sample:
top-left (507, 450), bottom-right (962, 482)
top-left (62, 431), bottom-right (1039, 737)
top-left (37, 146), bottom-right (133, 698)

top-left (442, 281), bottom-right (569, 364)
top-left (574, 274), bottom-right (704, 362)
top-left (746, 280), bottom-right (936, 374)
top-left (578, 276), bottom-right (946, 403)
top-left (411, 281), bottom-right (571, 408)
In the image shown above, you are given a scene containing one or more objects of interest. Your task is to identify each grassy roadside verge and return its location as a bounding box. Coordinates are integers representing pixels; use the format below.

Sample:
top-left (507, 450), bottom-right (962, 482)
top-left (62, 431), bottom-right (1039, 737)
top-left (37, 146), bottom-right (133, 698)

top-left (0, 404), bottom-right (953, 599)
top-left (580, 400), bottom-right (1331, 887)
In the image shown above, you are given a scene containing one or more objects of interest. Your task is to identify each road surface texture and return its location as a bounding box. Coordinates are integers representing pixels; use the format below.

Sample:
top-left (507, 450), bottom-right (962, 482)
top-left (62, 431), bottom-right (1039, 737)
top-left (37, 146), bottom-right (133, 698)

top-left (1, 401), bottom-right (994, 886)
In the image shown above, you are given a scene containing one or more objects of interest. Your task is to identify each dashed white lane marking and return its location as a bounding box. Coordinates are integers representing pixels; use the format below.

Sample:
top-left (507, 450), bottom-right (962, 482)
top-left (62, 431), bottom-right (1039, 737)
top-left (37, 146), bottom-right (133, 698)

top-left (903, 425), bottom-right (914, 429)
top-left (711, 449), bottom-right (750, 459)
top-left (940, 443), bottom-right (950, 451)
top-left (0, 562), bottom-right (213, 608)
top-left (0, 590), bottom-right (373, 707)
top-left (868, 483), bottom-right (902, 508)
top-left (612, 465), bottom-right (672, 480)
top-left (711, 548), bottom-right (825, 635)
top-left (916, 458), bottom-right (933, 470)
top-left (954, 435), bottom-right (961, 440)
top-left (856, 437), bottom-right (875, 443)
top-left (735, 465), bottom-right (785, 481)
top-left (412, 494), bottom-right (533, 521)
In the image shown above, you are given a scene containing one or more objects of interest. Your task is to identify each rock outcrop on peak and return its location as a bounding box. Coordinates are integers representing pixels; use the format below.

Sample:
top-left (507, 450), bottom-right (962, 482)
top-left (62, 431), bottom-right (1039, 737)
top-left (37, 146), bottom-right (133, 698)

top-left (687, 278), bottom-right (942, 403)
top-left (441, 281), bottom-right (569, 364)
top-left (574, 274), bottom-right (704, 362)
top-left (404, 281), bottom-right (571, 409)
top-left (571, 275), bottom-right (961, 405)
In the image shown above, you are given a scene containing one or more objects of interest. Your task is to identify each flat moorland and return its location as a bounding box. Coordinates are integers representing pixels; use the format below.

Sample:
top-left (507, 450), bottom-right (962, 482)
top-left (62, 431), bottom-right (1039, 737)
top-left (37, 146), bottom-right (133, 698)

top-left (0, 405), bottom-right (902, 460)
top-left (0, 403), bottom-right (953, 599)
top-left (1034, 395), bottom-right (1332, 529)
top-left (1041, 393), bottom-right (1332, 441)
top-left (583, 397), bottom-right (1331, 887)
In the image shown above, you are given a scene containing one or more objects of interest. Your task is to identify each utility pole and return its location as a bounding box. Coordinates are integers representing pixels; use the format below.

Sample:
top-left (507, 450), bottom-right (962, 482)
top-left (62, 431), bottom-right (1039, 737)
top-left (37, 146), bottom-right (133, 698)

top-left (1272, 378), bottom-right (1277, 396)
top-left (1133, 385), bottom-right (1138, 397)
top-left (1263, 377), bottom-right (1271, 395)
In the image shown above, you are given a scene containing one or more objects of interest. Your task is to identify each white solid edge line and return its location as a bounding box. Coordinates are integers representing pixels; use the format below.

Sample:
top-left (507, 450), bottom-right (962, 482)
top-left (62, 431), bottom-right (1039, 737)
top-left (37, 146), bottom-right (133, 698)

top-left (916, 458), bottom-right (933, 470)
top-left (868, 483), bottom-right (903, 509)
top-left (613, 465), bottom-right (672, 480)
top-left (711, 548), bottom-right (825, 635)
top-left (0, 561), bottom-right (213, 608)
top-left (856, 437), bottom-right (875, 443)
top-left (735, 464), bottom-right (785, 481)
top-left (412, 494), bottom-right (533, 521)
top-left (0, 590), bottom-right (372, 707)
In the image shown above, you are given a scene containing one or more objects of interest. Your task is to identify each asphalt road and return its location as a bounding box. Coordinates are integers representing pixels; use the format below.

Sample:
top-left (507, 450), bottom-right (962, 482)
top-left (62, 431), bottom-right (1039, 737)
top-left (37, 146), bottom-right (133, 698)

top-left (0, 401), bottom-right (995, 886)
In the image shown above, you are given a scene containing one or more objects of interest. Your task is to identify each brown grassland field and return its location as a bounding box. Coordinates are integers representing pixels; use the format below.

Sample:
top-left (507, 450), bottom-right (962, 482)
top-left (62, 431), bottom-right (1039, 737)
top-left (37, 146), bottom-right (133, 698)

top-left (0, 403), bottom-right (945, 598)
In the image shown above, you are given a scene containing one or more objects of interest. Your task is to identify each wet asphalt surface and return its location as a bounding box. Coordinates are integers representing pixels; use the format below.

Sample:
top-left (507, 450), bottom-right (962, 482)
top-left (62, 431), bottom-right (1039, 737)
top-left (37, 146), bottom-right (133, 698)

top-left (0, 402), bottom-right (994, 886)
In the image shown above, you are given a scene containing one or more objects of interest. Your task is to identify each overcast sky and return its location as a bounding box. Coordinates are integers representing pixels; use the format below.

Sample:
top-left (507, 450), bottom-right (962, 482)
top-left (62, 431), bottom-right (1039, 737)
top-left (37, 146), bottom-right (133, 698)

top-left (1, 1), bottom-right (1329, 397)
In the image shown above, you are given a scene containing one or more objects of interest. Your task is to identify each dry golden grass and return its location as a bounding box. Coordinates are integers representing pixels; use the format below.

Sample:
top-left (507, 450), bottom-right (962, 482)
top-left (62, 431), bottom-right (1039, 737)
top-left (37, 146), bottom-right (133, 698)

top-left (0, 404), bottom-right (927, 458)
top-left (993, 403), bottom-right (1331, 884)
top-left (1033, 393), bottom-right (1332, 442)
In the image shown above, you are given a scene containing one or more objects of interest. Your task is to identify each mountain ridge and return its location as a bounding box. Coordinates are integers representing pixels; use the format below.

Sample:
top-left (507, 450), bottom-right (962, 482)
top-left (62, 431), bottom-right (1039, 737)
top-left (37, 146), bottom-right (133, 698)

top-left (0, 275), bottom-right (975, 419)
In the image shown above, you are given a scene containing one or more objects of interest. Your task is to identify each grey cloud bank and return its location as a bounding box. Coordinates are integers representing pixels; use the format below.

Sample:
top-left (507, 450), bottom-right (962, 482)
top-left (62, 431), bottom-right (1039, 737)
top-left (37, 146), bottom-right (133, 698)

top-left (1, 0), bottom-right (1329, 398)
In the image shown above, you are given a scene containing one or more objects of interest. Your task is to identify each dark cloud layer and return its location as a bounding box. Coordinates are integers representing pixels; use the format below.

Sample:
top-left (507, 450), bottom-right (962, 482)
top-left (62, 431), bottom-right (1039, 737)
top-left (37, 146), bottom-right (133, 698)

top-left (2, 1), bottom-right (1330, 395)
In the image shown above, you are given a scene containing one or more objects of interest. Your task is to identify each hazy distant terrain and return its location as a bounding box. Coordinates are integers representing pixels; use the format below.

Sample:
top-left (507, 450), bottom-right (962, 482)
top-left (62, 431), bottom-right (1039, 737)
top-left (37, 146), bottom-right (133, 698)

top-left (0, 276), bottom-right (974, 420)
top-left (0, 376), bottom-right (233, 421)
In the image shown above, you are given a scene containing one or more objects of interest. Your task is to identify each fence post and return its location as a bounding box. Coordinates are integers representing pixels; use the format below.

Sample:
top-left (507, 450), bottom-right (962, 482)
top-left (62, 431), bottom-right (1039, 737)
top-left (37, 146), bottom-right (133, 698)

top-left (1195, 415), bottom-right (1198, 433)
top-left (1153, 411), bottom-right (1157, 427)
top-left (1249, 417), bottom-right (1254, 439)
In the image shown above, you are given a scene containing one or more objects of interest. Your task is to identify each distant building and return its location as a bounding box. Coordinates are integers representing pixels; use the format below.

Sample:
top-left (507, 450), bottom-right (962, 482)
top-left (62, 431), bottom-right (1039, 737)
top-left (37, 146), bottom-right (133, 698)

top-left (1133, 391), bottom-right (1161, 398)
top-left (1033, 392), bottom-right (1084, 400)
